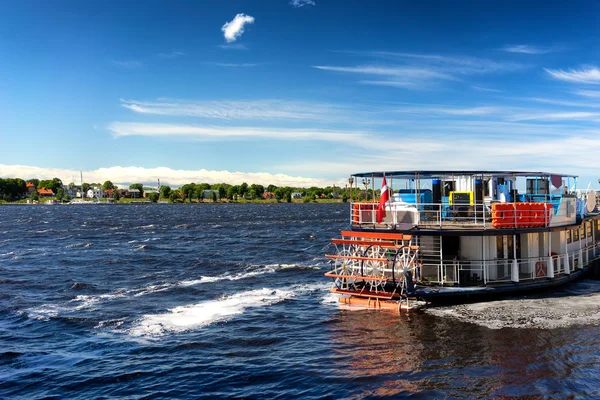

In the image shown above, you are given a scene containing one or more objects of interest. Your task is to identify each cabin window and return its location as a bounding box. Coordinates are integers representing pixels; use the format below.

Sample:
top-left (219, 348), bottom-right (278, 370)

top-left (496, 236), bottom-right (504, 258)
top-left (580, 225), bottom-right (585, 240)
top-left (586, 222), bottom-right (592, 238)
top-left (567, 229), bottom-right (572, 244)
top-left (595, 220), bottom-right (600, 239)
top-left (574, 227), bottom-right (579, 242)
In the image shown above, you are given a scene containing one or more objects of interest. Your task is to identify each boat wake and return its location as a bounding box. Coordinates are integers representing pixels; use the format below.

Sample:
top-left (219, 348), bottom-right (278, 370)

top-left (128, 288), bottom-right (295, 336)
top-left (426, 292), bottom-right (600, 329)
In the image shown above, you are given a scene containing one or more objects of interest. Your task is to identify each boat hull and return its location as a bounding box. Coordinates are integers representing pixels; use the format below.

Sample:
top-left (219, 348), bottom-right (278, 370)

top-left (413, 258), bottom-right (600, 303)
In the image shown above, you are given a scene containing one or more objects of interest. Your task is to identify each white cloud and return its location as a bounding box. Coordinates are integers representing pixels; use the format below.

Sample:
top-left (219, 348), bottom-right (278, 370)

top-left (119, 98), bottom-right (399, 125)
top-left (158, 51), bottom-right (186, 59)
top-left (472, 85), bottom-right (503, 93)
top-left (0, 164), bottom-right (338, 188)
top-left (501, 45), bottom-right (552, 54)
top-left (340, 51), bottom-right (526, 74)
top-left (508, 111), bottom-right (600, 122)
top-left (120, 99), bottom-right (336, 121)
top-left (221, 13), bottom-right (255, 43)
top-left (545, 66), bottom-right (600, 84)
top-left (314, 53), bottom-right (525, 89)
top-left (280, 135), bottom-right (600, 180)
top-left (112, 60), bottom-right (143, 68)
top-left (213, 63), bottom-right (257, 67)
top-left (217, 43), bottom-right (248, 50)
top-left (108, 122), bottom-right (371, 144)
top-left (313, 65), bottom-right (455, 80)
top-left (574, 89), bottom-right (600, 98)
top-left (290, 0), bottom-right (315, 7)
top-left (394, 106), bottom-right (500, 116)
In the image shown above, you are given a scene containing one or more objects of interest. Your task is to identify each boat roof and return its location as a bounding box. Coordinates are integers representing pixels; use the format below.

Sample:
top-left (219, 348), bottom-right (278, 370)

top-left (352, 170), bottom-right (578, 179)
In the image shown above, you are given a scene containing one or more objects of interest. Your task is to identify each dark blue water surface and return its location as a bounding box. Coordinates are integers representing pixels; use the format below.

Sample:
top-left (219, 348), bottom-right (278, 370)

top-left (1, 204), bottom-right (600, 399)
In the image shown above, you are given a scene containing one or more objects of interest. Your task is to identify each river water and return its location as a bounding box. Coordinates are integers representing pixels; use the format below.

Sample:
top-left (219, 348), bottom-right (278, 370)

top-left (1, 204), bottom-right (599, 399)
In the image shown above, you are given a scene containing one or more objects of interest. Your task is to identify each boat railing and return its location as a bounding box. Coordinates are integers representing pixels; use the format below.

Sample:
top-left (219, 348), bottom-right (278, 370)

top-left (351, 201), bottom-right (490, 230)
top-left (419, 241), bottom-right (600, 286)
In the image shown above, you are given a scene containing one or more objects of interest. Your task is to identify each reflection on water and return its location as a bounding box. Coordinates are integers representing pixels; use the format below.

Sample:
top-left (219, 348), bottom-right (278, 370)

top-left (329, 305), bottom-right (600, 398)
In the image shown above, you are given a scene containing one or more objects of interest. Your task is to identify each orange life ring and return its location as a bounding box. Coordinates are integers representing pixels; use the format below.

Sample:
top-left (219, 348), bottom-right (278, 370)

top-left (535, 261), bottom-right (547, 277)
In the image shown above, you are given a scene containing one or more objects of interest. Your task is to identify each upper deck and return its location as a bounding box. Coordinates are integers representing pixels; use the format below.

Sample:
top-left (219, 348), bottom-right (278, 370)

top-left (348, 170), bottom-right (598, 232)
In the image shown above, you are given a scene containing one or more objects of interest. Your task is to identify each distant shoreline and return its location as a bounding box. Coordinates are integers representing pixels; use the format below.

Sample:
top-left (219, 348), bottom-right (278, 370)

top-left (0, 199), bottom-right (345, 205)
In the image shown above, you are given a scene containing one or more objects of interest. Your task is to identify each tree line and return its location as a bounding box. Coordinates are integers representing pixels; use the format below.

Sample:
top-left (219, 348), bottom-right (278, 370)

top-left (0, 177), bottom-right (348, 203)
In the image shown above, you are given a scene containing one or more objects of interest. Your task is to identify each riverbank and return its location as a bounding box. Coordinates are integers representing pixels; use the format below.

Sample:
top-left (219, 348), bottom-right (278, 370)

top-left (0, 198), bottom-right (345, 205)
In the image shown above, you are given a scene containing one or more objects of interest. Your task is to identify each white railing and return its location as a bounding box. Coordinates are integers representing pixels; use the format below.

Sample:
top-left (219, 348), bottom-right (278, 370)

top-left (349, 201), bottom-right (566, 230)
top-left (418, 241), bottom-right (600, 286)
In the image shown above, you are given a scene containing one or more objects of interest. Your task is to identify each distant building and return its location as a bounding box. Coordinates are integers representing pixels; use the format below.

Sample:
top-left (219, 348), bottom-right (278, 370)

top-left (37, 187), bottom-right (54, 197)
top-left (262, 191), bottom-right (275, 199)
top-left (65, 185), bottom-right (81, 198)
top-left (126, 188), bottom-right (141, 198)
top-left (203, 190), bottom-right (220, 200)
top-left (291, 192), bottom-right (303, 199)
top-left (25, 183), bottom-right (37, 197)
top-left (143, 188), bottom-right (159, 198)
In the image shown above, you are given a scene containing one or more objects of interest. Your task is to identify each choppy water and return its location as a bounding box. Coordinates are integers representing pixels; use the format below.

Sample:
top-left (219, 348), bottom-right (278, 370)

top-left (1, 204), bottom-right (600, 399)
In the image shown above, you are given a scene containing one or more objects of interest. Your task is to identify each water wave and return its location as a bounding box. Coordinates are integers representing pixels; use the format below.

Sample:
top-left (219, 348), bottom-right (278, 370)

top-left (128, 288), bottom-right (295, 336)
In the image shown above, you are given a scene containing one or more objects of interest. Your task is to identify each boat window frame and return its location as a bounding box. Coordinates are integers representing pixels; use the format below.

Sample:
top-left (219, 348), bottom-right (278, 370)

top-left (567, 229), bottom-right (572, 244)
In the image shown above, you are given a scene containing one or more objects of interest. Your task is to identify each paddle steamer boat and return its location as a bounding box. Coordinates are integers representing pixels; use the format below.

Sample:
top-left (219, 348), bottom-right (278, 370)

top-left (325, 171), bottom-right (600, 310)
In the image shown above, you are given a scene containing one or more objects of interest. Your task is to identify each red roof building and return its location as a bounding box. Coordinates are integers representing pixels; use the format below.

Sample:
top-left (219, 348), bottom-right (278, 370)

top-left (37, 187), bottom-right (54, 197)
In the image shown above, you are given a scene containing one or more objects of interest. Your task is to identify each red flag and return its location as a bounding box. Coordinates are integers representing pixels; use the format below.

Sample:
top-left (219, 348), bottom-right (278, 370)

top-left (377, 176), bottom-right (389, 223)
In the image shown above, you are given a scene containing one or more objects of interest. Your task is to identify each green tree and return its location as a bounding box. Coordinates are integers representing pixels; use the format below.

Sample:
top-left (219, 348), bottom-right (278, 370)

top-left (212, 191), bottom-right (217, 202)
top-left (38, 178), bottom-right (63, 194)
top-left (148, 192), bottom-right (159, 203)
top-left (102, 180), bottom-right (115, 191)
top-left (274, 187), bottom-right (285, 201)
top-left (266, 184), bottom-right (277, 193)
top-left (160, 185), bottom-right (171, 199)
top-left (82, 182), bottom-right (90, 193)
top-left (114, 191), bottom-right (120, 201)
top-left (64, 193), bottom-right (71, 202)
top-left (55, 188), bottom-right (64, 202)
top-left (239, 182), bottom-right (248, 198)
top-left (227, 186), bottom-right (237, 201)
top-left (0, 178), bottom-right (27, 201)
top-left (27, 179), bottom-right (40, 187)
top-left (250, 184), bottom-right (264, 199)
top-left (169, 190), bottom-right (181, 203)
top-left (181, 183), bottom-right (196, 203)
top-left (286, 190), bottom-right (292, 203)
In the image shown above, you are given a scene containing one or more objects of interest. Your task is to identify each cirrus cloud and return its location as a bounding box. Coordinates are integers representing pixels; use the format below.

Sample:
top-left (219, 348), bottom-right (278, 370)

top-left (545, 66), bottom-right (600, 84)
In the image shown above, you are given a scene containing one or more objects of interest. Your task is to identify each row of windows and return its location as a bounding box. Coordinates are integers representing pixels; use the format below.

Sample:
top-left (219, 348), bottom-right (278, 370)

top-left (566, 220), bottom-right (599, 244)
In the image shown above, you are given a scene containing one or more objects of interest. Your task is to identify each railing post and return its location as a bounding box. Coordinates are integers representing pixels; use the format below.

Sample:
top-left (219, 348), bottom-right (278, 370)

top-left (512, 259), bottom-right (519, 282)
top-left (579, 249), bottom-right (584, 268)
top-left (564, 253), bottom-right (570, 274)
top-left (546, 256), bottom-right (554, 278)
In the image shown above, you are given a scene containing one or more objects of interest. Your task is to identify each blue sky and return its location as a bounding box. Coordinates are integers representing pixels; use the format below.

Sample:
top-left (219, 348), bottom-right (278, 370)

top-left (1, 0), bottom-right (599, 187)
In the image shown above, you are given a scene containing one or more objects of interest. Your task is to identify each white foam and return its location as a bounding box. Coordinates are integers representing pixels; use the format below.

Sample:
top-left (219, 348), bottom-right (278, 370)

top-left (179, 268), bottom-right (276, 286)
top-left (426, 292), bottom-right (600, 329)
top-left (129, 288), bottom-right (295, 336)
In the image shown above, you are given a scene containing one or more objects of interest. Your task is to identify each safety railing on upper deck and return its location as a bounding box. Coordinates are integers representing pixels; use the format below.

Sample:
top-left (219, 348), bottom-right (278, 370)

top-left (418, 241), bottom-right (600, 286)
top-left (349, 200), bottom-right (576, 231)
